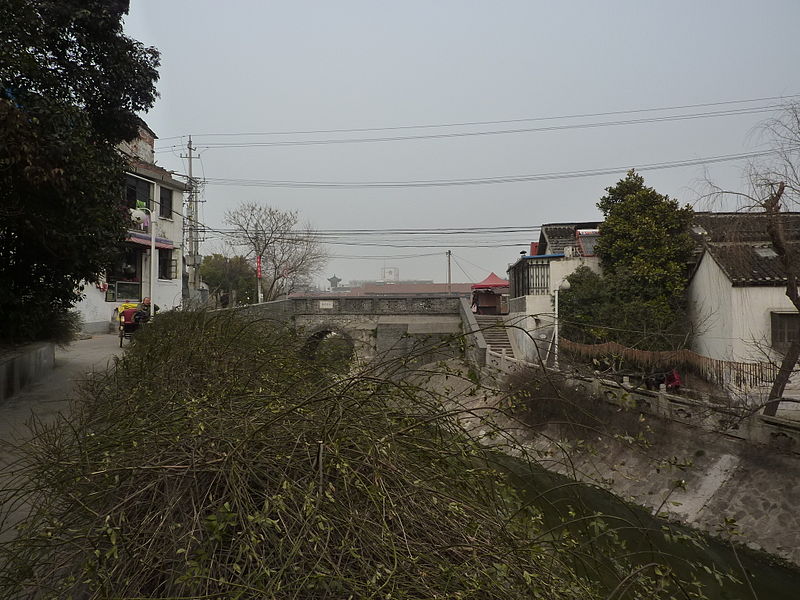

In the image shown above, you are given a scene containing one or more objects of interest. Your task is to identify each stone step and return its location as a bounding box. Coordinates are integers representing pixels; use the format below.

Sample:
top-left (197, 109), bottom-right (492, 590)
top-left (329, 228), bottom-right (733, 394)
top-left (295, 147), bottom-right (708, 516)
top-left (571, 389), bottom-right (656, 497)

top-left (471, 316), bottom-right (514, 355)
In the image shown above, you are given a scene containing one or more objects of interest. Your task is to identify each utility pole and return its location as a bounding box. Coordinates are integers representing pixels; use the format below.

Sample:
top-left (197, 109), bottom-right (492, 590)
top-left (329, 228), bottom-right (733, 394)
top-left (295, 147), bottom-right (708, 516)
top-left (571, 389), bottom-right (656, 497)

top-left (182, 136), bottom-right (200, 297)
top-left (446, 250), bottom-right (452, 295)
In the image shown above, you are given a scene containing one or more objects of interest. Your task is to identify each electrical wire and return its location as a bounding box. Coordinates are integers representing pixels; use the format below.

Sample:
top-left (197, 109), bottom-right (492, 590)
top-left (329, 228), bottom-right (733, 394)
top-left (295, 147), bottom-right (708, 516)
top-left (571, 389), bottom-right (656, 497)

top-left (452, 253), bottom-right (496, 276)
top-left (451, 255), bottom-right (477, 282)
top-left (327, 252), bottom-right (442, 260)
top-left (183, 105), bottom-right (779, 150)
top-left (153, 93), bottom-right (799, 143)
top-left (199, 149), bottom-right (780, 189)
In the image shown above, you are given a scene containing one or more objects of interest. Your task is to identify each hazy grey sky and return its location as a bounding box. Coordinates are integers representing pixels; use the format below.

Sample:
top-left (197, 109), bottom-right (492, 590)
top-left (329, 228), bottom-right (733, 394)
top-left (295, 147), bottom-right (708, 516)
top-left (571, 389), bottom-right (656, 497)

top-left (123, 1), bottom-right (800, 287)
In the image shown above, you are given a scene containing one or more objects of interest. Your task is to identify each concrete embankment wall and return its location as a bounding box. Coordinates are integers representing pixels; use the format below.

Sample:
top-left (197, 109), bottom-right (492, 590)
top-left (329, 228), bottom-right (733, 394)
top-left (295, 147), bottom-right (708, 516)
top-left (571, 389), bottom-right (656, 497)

top-left (0, 343), bottom-right (56, 404)
top-left (482, 349), bottom-right (800, 566)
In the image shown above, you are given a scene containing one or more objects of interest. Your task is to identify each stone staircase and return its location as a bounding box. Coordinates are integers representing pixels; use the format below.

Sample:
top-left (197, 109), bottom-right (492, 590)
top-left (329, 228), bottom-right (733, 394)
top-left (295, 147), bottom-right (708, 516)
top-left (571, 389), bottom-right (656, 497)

top-left (473, 315), bottom-right (514, 356)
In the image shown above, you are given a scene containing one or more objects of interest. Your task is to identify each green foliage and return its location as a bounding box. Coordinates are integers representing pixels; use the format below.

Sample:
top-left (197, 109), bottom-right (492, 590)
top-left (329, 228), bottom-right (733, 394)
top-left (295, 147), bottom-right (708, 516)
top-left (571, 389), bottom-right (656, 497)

top-left (596, 170), bottom-right (694, 298)
top-left (561, 172), bottom-right (694, 351)
top-left (557, 266), bottom-right (609, 344)
top-left (0, 311), bottom-right (713, 599)
top-left (0, 0), bottom-right (160, 342)
top-left (200, 253), bottom-right (257, 305)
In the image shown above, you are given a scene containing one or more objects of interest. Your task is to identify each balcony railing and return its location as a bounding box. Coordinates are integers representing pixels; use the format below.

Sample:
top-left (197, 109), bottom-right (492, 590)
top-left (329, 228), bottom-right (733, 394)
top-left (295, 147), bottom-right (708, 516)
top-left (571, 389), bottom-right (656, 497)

top-left (508, 257), bottom-right (551, 298)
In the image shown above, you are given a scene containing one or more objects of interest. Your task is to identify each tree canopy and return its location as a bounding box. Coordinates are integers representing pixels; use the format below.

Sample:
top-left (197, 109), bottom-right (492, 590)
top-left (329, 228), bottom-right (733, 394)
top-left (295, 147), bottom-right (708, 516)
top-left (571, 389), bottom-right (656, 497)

top-left (0, 0), bottom-right (160, 342)
top-left (561, 171), bottom-right (694, 351)
top-left (596, 170), bottom-right (695, 299)
top-left (200, 254), bottom-right (257, 306)
top-left (225, 202), bottom-right (327, 302)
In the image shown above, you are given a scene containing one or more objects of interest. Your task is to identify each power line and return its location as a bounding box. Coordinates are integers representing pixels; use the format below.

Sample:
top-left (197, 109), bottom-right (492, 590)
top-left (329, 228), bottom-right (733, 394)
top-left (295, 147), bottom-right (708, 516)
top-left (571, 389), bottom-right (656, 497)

top-left (199, 149), bottom-right (779, 189)
top-left (211, 226), bottom-right (541, 236)
top-left (328, 252), bottom-right (442, 260)
top-left (451, 255), bottom-right (478, 282)
top-left (200, 229), bottom-right (535, 249)
top-left (163, 105), bottom-right (782, 151)
top-left (452, 253), bottom-right (496, 275)
top-left (154, 93), bottom-right (799, 143)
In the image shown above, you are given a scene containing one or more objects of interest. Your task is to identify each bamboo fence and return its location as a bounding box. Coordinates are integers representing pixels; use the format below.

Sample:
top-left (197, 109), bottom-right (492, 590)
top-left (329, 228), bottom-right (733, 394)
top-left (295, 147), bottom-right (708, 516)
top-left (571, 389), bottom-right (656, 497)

top-left (560, 338), bottom-right (778, 388)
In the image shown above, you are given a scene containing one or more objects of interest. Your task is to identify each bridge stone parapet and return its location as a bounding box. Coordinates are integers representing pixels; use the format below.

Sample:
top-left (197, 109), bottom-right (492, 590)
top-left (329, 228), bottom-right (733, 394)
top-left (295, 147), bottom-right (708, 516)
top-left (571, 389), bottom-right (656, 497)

top-left (237, 296), bottom-right (464, 364)
top-left (289, 295), bottom-right (461, 316)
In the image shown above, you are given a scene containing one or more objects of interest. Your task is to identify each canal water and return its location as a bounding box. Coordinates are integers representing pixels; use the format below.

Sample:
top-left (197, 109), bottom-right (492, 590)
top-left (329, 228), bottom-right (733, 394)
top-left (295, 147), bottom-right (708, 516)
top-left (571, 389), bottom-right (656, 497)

top-left (498, 454), bottom-right (800, 599)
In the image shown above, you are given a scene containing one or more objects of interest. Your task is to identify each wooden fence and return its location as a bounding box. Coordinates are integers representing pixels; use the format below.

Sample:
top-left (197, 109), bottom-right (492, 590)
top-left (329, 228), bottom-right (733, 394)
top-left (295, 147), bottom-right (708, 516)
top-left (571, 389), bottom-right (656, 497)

top-left (560, 338), bottom-right (778, 388)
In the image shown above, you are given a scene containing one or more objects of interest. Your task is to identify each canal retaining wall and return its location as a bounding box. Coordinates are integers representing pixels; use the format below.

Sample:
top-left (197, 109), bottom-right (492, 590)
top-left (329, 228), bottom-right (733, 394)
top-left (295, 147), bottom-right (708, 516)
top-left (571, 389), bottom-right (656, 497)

top-left (483, 349), bottom-right (800, 566)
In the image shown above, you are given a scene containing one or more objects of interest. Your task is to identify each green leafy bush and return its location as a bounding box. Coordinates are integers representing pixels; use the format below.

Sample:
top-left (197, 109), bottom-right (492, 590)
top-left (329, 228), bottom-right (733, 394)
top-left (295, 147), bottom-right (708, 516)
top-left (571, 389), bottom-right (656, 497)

top-left (0, 311), bottom-right (713, 598)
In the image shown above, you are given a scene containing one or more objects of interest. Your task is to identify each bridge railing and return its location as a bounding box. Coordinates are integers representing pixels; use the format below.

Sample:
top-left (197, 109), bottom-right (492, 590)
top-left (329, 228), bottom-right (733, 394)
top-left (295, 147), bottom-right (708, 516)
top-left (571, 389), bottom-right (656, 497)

top-left (288, 295), bottom-right (463, 315)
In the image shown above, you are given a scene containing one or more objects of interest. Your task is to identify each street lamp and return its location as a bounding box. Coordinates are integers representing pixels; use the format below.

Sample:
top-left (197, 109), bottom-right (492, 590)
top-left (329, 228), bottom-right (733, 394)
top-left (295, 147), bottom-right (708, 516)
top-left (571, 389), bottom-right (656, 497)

top-left (553, 278), bottom-right (571, 370)
top-left (131, 206), bottom-right (156, 315)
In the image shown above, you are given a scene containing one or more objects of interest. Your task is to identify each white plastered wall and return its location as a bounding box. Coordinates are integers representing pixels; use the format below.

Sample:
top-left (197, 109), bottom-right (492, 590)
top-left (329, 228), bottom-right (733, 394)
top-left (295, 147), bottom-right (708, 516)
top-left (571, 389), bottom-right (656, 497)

top-left (506, 255), bottom-right (601, 363)
top-left (689, 252), bottom-right (797, 363)
top-left (74, 180), bottom-right (184, 333)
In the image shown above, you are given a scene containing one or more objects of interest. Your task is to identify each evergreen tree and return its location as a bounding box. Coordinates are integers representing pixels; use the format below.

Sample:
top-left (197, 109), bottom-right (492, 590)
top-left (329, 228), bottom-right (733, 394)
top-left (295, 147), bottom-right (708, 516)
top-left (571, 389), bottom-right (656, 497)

top-left (561, 171), bottom-right (694, 350)
top-left (0, 1), bottom-right (160, 342)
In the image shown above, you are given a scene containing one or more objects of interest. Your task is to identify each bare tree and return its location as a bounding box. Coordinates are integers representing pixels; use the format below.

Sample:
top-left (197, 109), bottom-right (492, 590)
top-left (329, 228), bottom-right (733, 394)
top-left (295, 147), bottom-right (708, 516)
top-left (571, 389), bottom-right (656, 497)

top-left (225, 202), bottom-right (327, 301)
top-left (705, 102), bottom-right (800, 415)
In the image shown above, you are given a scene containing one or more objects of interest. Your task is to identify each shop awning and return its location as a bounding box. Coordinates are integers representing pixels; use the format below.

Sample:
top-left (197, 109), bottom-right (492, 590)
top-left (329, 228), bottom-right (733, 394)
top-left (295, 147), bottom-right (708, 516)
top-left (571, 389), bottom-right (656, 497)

top-left (472, 272), bottom-right (509, 289)
top-left (126, 230), bottom-right (174, 249)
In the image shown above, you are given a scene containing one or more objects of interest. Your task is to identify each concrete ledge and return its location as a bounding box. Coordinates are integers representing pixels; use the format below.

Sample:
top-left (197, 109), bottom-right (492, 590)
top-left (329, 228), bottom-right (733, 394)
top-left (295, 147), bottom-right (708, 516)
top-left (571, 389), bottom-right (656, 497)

top-left (483, 348), bottom-right (800, 456)
top-left (459, 298), bottom-right (487, 367)
top-left (0, 342), bottom-right (56, 404)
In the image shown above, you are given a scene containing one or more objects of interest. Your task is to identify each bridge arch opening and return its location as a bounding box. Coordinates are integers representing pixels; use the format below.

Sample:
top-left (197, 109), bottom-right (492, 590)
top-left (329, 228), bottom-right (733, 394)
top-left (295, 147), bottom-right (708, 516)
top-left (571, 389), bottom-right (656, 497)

top-left (302, 328), bottom-right (356, 370)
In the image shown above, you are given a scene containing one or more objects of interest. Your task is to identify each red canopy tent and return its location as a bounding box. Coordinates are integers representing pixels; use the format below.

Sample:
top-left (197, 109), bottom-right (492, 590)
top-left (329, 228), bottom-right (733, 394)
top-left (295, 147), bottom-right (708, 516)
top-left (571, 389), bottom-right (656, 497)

top-left (471, 273), bottom-right (509, 315)
top-left (471, 272), bottom-right (509, 290)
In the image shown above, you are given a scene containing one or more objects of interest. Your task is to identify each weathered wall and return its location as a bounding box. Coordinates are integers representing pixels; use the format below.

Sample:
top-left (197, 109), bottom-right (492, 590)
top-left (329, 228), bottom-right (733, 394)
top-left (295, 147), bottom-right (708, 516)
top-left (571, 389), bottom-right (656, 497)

top-left (0, 343), bottom-right (55, 404)
top-left (531, 399), bottom-right (800, 566)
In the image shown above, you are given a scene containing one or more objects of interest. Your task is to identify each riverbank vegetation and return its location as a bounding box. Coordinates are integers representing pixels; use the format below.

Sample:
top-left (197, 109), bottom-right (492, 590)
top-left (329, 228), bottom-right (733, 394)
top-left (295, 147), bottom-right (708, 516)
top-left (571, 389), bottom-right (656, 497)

top-left (0, 310), bottom-right (738, 598)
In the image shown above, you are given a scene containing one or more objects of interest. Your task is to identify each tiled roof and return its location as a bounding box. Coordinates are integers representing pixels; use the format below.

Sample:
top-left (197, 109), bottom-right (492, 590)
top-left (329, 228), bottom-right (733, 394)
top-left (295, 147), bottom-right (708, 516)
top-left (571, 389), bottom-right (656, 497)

top-left (692, 212), bottom-right (800, 243)
top-left (704, 243), bottom-right (798, 286)
top-left (692, 212), bottom-right (800, 286)
top-left (538, 221), bottom-right (601, 255)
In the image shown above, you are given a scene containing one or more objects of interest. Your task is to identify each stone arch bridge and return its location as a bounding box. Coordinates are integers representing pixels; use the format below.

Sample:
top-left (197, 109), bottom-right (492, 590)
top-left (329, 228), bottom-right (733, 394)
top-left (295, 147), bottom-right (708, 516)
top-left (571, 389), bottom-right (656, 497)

top-left (238, 295), bottom-right (486, 364)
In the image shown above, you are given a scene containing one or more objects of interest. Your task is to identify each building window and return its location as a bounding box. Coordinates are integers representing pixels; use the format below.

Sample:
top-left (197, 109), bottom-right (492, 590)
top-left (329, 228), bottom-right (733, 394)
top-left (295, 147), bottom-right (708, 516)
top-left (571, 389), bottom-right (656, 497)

top-left (104, 246), bottom-right (143, 302)
top-left (509, 257), bottom-right (550, 298)
top-left (159, 187), bottom-right (173, 219)
top-left (771, 312), bottom-right (800, 349)
top-left (125, 175), bottom-right (153, 210)
top-left (158, 248), bottom-right (177, 280)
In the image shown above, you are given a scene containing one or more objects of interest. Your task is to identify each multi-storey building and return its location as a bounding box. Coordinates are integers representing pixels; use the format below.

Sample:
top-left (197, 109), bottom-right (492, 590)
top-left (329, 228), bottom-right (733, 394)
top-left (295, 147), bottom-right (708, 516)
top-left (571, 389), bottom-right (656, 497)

top-left (76, 122), bottom-right (188, 333)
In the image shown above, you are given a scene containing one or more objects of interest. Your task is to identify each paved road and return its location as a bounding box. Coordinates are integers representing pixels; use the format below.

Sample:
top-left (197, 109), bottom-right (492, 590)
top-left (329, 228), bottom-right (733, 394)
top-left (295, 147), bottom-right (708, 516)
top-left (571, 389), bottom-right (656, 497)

top-left (0, 333), bottom-right (123, 445)
top-left (0, 334), bottom-right (123, 542)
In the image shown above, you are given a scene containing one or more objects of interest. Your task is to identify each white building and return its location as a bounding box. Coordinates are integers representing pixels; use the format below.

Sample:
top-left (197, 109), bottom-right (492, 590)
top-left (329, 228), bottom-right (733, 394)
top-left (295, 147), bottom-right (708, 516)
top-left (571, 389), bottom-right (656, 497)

top-left (505, 222), bottom-right (601, 363)
top-left (688, 212), bottom-right (800, 363)
top-left (76, 123), bottom-right (188, 333)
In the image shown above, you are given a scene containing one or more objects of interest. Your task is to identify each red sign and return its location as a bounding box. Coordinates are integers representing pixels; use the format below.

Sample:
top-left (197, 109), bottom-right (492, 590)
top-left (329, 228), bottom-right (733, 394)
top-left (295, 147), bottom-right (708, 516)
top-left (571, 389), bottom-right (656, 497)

top-left (256, 255), bottom-right (262, 279)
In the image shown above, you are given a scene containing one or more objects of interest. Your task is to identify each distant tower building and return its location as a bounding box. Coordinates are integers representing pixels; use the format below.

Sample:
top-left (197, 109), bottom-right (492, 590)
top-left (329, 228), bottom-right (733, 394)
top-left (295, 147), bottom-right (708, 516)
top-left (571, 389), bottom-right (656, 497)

top-left (381, 267), bottom-right (399, 282)
top-left (327, 274), bottom-right (342, 290)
